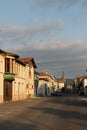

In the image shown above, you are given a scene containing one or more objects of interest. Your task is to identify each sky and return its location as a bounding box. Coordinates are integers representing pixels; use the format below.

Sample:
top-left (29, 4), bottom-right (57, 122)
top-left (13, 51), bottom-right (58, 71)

top-left (0, 0), bottom-right (87, 79)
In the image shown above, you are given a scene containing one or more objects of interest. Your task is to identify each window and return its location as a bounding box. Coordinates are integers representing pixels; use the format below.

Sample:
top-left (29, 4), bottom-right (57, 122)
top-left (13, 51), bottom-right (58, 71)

top-left (29, 68), bottom-right (31, 78)
top-left (5, 58), bottom-right (14, 73)
top-left (5, 58), bottom-right (10, 73)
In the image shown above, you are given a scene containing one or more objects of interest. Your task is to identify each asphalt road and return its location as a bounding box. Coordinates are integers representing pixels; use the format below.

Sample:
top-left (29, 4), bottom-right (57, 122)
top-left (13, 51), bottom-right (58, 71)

top-left (0, 96), bottom-right (87, 130)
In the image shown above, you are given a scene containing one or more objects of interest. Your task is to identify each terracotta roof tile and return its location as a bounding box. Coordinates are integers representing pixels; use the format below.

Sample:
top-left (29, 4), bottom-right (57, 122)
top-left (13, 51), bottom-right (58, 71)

top-left (75, 75), bottom-right (87, 79)
top-left (39, 78), bottom-right (49, 82)
top-left (19, 57), bottom-right (37, 68)
top-left (38, 72), bottom-right (49, 76)
top-left (19, 57), bottom-right (32, 63)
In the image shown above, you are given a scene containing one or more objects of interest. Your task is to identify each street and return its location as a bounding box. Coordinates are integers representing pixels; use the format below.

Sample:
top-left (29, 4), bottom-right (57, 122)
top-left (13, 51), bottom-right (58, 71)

top-left (0, 96), bottom-right (87, 130)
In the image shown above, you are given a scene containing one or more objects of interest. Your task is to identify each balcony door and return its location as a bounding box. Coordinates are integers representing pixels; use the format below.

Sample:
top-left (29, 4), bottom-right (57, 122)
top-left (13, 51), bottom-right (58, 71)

top-left (4, 80), bottom-right (12, 101)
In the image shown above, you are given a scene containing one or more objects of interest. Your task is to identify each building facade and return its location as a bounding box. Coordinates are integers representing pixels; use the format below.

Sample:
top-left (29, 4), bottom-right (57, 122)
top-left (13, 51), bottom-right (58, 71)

top-left (0, 49), bottom-right (37, 103)
top-left (37, 72), bottom-right (56, 96)
top-left (19, 57), bottom-right (37, 98)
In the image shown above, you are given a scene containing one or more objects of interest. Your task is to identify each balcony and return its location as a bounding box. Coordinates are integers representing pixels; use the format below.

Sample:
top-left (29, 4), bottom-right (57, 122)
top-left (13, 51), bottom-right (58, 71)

top-left (4, 74), bottom-right (15, 80)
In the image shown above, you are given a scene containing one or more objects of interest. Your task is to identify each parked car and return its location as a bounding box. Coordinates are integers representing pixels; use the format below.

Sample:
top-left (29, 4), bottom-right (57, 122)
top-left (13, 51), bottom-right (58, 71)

top-left (51, 91), bottom-right (62, 96)
top-left (51, 91), bottom-right (56, 96)
top-left (73, 89), bottom-right (79, 94)
top-left (79, 90), bottom-right (84, 96)
top-left (56, 91), bottom-right (62, 96)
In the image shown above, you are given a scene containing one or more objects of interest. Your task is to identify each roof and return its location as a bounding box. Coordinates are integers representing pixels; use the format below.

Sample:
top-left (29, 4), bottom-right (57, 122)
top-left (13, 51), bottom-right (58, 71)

top-left (6, 52), bottom-right (19, 58)
top-left (0, 49), bottom-right (6, 54)
top-left (19, 57), bottom-right (37, 68)
top-left (16, 59), bottom-right (25, 66)
top-left (75, 75), bottom-right (87, 80)
top-left (39, 78), bottom-right (49, 82)
top-left (38, 72), bottom-right (50, 76)
top-left (38, 72), bottom-right (56, 81)
top-left (19, 57), bottom-right (32, 63)
top-left (0, 49), bottom-right (19, 58)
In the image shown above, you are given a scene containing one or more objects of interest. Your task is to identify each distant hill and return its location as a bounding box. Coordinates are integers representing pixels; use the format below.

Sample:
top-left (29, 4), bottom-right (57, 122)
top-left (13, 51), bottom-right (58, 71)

top-left (57, 78), bottom-right (73, 84)
top-left (66, 79), bottom-right (73, 84)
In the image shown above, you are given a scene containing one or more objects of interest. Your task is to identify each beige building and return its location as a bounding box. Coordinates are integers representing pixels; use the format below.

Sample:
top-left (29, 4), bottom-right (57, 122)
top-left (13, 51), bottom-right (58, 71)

top-left (0, 49), bottom-right (21, 102)
top-left (0, 49), bottom-right (37, 103)
top-left (54, 79), bottom-right (59, 91)
top-left (19, 57), bottom-right (37, 98)
top-left (0, 49), bottom-right (6, 103)
top-left (37, 72), bottom-right (56, 96)
top-left (74, 76), bottom-right (87, 97)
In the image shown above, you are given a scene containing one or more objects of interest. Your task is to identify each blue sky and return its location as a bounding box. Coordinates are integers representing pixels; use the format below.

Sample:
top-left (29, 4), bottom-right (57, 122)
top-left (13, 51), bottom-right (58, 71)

top-left (0, 0), bottom-right (87, 78)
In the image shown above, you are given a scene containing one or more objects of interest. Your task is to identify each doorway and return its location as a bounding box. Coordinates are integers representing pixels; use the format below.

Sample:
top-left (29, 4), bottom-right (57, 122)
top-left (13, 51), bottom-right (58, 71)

top-left (4, 80), bottom-right (12, 101)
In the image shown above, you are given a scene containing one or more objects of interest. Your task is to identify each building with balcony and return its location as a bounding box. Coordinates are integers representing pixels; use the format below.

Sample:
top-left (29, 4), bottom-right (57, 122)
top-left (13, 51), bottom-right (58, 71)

top-left (0, 49), bottom-right (37, 103)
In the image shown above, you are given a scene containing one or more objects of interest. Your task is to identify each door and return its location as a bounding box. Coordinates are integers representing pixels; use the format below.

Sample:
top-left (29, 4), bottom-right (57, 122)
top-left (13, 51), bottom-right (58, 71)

top-left (4, 80), bottom-right (12, 101)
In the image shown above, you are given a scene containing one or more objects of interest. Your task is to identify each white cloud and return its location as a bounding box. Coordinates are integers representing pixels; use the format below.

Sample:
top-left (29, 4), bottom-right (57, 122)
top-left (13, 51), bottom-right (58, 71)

top-left (9, 39), bottom-right (83, 52)
top-left (0, 17), bottom-right (87, 78)
top-left (0, 19), bottom-right (64, 35)
top-left (0, 19), bottom-right (64, 49)
top-left (3, 37), bottom-right (87, 78)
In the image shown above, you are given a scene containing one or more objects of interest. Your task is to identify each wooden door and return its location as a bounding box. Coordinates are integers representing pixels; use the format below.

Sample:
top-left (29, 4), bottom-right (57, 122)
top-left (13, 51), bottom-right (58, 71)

top-left (4, 80), bottom-right (12, 101)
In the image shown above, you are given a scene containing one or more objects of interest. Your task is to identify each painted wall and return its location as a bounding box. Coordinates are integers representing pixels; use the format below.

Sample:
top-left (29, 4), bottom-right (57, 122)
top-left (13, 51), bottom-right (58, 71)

top-left (83, 79), bottom-right (87, 97)
top-left (28, 66), bottom-right (35, 97)
top-left (83, 79), bottom-right (87, 87)
top-left (37, 80), bottom-right (48, 96)
top-left (0, 55), bottom-right (4, 103)
top-left (12, 77), bottom-right (26, 101)
top-left (11, 61), bottom-right (26, 101)
top-left (59, 82), bottom-right (65, 89)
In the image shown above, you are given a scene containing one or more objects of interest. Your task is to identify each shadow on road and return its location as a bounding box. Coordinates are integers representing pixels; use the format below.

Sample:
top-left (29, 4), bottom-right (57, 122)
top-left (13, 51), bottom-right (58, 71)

top-left (45, 96), bottom-right (87, 108)
top-left (28, 97), bottom-right (87, 129)
top-left (0, 121), bottom-right (37, 130)
top-left (29, 106), bottom-right (87, 121)
top-left (0, 97), bottom-right (87, 129)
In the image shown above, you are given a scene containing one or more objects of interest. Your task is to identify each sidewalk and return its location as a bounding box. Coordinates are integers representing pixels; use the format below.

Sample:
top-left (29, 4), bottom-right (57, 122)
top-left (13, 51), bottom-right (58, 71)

top-left (0, 96), bottom-right (43, 106)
